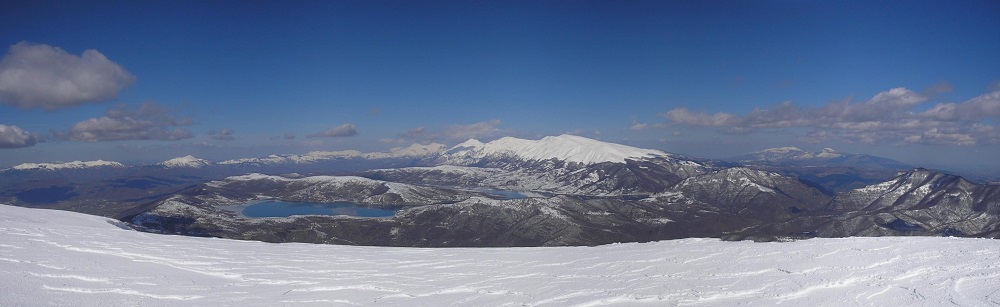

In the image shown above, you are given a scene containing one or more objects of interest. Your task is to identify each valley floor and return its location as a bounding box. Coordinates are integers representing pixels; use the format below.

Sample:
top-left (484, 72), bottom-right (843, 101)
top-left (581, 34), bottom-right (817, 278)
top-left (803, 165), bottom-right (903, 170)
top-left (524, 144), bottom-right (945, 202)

top-left (1, 204), bottom-right (998, 306)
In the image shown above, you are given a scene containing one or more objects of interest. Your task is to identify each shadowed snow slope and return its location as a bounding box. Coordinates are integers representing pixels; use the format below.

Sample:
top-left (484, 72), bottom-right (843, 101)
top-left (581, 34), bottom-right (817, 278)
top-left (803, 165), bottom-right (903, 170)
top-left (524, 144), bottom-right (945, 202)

top-left (2, 204), bottom-right (999, 306)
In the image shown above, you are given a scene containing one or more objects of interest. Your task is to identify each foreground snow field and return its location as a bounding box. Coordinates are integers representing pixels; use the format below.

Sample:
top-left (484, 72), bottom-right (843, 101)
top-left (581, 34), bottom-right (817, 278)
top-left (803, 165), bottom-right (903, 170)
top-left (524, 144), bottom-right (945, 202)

top-left (2, 205), bottom-right (999, 306)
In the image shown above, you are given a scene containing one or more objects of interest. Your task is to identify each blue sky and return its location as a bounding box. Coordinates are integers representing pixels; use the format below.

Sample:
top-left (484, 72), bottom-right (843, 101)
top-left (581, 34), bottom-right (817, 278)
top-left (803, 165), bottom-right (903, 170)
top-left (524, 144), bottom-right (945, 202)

top-left (1, 0), bottom-right (999, 170)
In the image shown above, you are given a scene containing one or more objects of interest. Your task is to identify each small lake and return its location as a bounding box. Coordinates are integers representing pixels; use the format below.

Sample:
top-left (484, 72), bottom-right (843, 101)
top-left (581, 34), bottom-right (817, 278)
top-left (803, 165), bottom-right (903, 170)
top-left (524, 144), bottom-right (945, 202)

top-left (242, 201), bottom-right (402, 218)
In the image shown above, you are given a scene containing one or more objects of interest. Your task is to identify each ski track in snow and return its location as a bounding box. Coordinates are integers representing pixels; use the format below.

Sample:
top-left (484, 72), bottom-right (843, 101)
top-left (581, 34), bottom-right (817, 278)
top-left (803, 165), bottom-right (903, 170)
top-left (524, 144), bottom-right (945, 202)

top-left (2, 205), bottom-right (1000, 306)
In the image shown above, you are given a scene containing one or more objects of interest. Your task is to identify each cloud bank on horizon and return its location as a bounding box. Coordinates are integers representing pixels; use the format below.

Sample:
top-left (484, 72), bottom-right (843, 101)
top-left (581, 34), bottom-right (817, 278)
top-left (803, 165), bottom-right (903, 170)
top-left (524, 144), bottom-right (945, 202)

top-left (649, 88), bottom-right (1000, 146)
top-left (65, 102), bottom-right (194, 143)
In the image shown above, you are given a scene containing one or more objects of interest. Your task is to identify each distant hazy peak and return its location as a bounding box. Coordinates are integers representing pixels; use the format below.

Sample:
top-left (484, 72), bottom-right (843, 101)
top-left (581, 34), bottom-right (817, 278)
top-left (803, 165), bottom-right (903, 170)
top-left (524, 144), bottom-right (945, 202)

top-left (218, 143), bottom-right (446, 166)
top-left (759, 146), bottom-right (804, 153)
top-left (365, 143), bottom-right (447, 159)
top-left (9, 160), bottom-right (125, 171)
top-left (745, 147), bottom-right (844, 161)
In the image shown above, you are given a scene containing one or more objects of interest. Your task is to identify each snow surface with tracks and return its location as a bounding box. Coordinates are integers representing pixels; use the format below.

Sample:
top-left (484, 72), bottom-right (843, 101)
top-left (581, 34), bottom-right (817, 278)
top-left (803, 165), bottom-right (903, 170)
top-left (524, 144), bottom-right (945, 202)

top-left (2, 204), bottom-right (999, 306)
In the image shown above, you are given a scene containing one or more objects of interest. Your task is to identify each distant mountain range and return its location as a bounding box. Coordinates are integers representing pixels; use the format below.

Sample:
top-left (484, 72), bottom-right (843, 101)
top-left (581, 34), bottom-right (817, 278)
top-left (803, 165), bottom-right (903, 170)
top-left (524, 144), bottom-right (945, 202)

top-left (108, 135), bottom-right (1000, 246)
top-left (3, 134), bottom-right (998, 246)
top-left (6, 160), bottom-right (125, 171)
top-left (726, 146), bottom-right (916, 192)
top-left (731, 146), bottom-right (912, 169)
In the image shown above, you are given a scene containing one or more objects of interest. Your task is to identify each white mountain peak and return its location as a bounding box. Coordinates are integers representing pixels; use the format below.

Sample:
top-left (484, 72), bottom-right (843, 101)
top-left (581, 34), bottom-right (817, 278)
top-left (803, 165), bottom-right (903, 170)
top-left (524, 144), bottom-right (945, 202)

top-left (447, 134), bottom-right (666, 164)
top-left (453, 139), bottom-right (485, 149)
top-left (159, 155), bottom-right (212, 168)
top-left (816, 148), bottom-right (842, 158)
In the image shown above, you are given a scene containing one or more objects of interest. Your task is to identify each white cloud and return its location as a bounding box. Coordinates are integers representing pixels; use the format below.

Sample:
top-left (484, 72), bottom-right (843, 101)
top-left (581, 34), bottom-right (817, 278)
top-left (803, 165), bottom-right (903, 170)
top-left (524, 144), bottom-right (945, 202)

top-left (68, 102), bottom-right (193, 142)
top-left (661, 87), bottom-right (1000, 146)
top-left (0, 124), bottom-right (37, 149)
top-left (308, 124), bottom-right (358, 138)
top-left (0, 42), bottom-right (134, 110)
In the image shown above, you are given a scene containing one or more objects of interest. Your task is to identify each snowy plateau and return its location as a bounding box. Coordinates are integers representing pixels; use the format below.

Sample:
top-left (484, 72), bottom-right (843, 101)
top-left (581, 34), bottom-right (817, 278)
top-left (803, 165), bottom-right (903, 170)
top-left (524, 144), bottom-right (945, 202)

top-left (2, 204), bottom-right (999, 306)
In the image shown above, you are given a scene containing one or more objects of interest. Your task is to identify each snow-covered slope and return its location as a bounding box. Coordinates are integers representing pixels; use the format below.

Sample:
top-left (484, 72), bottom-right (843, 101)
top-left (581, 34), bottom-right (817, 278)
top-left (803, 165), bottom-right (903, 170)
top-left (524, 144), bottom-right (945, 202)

top-left (159, 155), bottom-right (212, 168)
top-left (443, 134), bottom-right (666, 165)
top-left (3, 204), bottom-right (999, 306)
top-left (6, 160), bottom-right (125, 171)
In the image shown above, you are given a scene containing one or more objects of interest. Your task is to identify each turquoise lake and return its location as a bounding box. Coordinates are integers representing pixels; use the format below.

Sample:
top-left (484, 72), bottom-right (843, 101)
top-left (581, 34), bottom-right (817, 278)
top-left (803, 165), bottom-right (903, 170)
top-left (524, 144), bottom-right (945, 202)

top-left (242, 201), bottom-right (401, 218)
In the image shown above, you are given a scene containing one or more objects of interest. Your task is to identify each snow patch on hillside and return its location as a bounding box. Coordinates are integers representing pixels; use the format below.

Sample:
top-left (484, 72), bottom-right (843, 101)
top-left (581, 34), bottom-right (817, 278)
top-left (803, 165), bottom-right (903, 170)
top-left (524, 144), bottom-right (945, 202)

top-left (2, 204), bottom-right (999, 306)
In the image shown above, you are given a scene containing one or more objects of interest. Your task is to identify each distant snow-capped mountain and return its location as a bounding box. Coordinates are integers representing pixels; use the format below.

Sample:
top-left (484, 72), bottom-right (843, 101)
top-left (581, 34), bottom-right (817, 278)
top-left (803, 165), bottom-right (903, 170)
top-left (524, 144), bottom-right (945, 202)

top-left (6, 160), bottom-right (125, 171)
top-left (218, 151), bottom-right (361, 166)
top-left (441, 134), bottom-right (666, 165)
top-left (739, 147), bottom-right (843, 161)
top-left (361, 143), bottom-right (447, 160)
top-left (218, 134), bottom-right (668, 168)
top-left (366, 135), bottom-right (711, 195)
top-left (732, 147), bottom-right (909, 169)
top-left (159, 155), bottom-right (212, 168)
top-left (728, 146), bottom-right (913, 192)
top-left (218, 143), bottom-right (447, 166)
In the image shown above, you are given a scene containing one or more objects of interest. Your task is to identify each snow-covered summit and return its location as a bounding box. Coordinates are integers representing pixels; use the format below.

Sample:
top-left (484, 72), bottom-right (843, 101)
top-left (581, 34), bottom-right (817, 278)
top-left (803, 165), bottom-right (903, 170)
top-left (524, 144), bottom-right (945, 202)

top-left (159, 155), bottom-right (212, 168)
top-left (444, 134), bottom-right (667, 164)
top-left (8, 160), bottom-right (125, 171)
